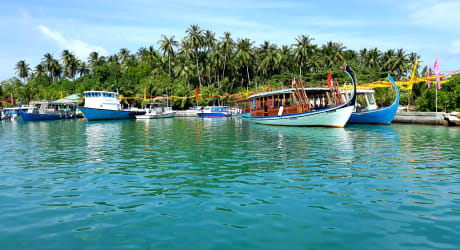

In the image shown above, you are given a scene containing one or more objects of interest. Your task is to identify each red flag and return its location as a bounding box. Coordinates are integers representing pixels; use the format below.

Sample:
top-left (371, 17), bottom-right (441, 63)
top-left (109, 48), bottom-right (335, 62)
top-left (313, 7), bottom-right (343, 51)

top-left (267, 83), bottom-right (270, 91)
top-left (10, 93), bottom-right (13, 105)
top-left (195, 86), bottom-right (199, 101)
top-left (327, 72), bottom-right (332, 88)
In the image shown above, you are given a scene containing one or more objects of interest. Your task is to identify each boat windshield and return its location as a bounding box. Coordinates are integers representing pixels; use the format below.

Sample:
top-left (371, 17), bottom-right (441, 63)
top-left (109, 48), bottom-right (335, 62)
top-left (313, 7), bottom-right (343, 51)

top-left (366, 93), bottom-right (376, 105)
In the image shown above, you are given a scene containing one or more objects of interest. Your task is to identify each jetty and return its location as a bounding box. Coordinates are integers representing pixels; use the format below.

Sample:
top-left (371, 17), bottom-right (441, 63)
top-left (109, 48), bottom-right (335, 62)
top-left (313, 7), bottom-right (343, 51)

top-left (393, 111), bottom-right (459, 126)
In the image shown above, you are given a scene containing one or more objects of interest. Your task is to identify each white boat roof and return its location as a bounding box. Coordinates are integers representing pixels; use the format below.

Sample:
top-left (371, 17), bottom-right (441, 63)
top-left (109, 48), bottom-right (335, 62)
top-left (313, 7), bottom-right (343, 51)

top-left (248, 88), bottom-right (332, 99)
top-left (83, 90), bottom-right (117, 94)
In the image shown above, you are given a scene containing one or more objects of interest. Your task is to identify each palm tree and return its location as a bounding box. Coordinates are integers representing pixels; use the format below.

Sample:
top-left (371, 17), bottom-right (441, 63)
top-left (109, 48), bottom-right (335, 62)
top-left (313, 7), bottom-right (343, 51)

top-left (364, 48), bottom-right (381, 70)
top-left (392, 48), bottom-right (407, 79)
top-left (293, 34), bottom-right (315, 77)
top-left (382, 49), bottom-right (396, 72)
top-left (118, 48), bottom-right (130, 64)
top-left (77, 61), bottom-right (90, 77)
top-left (49, 59), bottom-right (62, 81)
top-left (88, 51), bottom-right (100, 68)
top-left (186, 24), bottom-right (203, 87)
top-left (158, 35), bottom-right (179, 79)
top-left (279, 44), bottom-right (292, 73)
top-left (42, 53), bottom-right (54, 77)
top-left (61, 50), bottom-right (78, 79)
top-left (235, 38), bottom-right (254, 88)
top-left (259, 41), bottom-right (281, 83)
top-left (34, 64), bottom-right (46, 78)
top-left (220, 32), bottom-right (234, 80)
top-left (15, 60), bottom-right (30, 83)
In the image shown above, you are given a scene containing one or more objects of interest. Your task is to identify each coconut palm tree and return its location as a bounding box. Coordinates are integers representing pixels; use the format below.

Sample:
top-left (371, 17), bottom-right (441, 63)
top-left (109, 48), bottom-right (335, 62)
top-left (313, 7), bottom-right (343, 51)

top-left (34, 64), bottom-right (46, 78)
top-left (220, 32), bottom-right (234, 80)
top-left (259, 41), bottom-right (281, 82)
top-left (15, 60), bottom-right (30, 83)
top-left (118, 48), bottom-right (130, 64)
top-left (186, 24), bottom-right (203, 87)
top-left (158, 35), bottom-right (179, 79)
top-left (364, 48), bottom-right (381, 70)
top-left (78, 61), bottom-right (90, 77)
top-left (235, 38), bottom-right (254, 88)
top-left (293, 34), bottom-right (315, 77)
top-left (88, 51), bottom-right (100, 68)
top-left (392, 48), bottom-right (407, 79)
top-left (42, 53), bottom-right (54, 77)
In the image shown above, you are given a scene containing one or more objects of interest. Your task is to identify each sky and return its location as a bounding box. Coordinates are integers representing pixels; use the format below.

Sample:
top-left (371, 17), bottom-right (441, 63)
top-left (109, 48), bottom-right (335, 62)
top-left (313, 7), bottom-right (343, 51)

top-left (1, 0), bottom-right (459, 81)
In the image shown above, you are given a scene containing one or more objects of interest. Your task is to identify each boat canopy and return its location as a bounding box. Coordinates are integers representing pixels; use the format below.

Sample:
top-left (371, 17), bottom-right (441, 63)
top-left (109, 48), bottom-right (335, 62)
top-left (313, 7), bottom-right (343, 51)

top-left (248, 88), bottom-right (332, 99)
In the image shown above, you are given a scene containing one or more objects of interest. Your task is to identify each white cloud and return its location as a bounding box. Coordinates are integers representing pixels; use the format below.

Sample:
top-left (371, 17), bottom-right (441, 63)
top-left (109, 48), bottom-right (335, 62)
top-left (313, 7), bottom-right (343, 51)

top-left (410, 1), bottom-right (460, 29)
top-left (449, 40), bottom-right (460, 56)
top-left (38, 25), bottom-right (107, 60)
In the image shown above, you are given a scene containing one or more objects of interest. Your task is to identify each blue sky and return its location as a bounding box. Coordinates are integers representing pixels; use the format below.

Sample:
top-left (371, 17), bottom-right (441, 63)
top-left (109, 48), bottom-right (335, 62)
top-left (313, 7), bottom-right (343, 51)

top-left (1, 0), bottom-right (459, 81)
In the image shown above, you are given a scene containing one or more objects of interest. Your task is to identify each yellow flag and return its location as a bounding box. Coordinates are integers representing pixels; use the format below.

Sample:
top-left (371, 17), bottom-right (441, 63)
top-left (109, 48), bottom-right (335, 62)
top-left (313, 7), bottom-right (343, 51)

top-left (408, 59), bottom-right (418, 90)
top-left (61, 92), bottom-right (63, 103)
top-left (144, 88), bottom-right (147, 102)
top-left (246, 86), bottom-right (249, 97)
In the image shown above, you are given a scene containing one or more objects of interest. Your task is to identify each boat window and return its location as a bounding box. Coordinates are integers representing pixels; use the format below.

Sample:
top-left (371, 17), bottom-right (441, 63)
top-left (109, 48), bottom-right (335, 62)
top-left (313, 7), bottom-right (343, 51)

top-left (366, 93), bottom-right (376, 105)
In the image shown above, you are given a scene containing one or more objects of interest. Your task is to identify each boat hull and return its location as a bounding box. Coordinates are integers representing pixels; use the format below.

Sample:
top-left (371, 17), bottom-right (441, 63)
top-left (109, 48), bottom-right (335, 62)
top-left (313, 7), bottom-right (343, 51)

top-left (249, 105), bottom-right (354, 127)
top-left (136, 112), bottom-right (176, 119)
top-left (79, 107), bottom-right (135, 121)
top-left (197, 112), bottom-right (231, 118)
top-left (20, 111), bottom-right (76, 121)
top-left (348, 105), bottom-right (398, 124)
top-left (348, 74), bottom-right (399, 125)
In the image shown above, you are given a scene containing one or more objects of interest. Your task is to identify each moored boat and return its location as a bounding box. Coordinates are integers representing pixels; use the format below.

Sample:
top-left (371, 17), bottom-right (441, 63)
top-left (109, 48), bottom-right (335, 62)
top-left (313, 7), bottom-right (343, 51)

top-left (197, 106), bottom-right (232, 118)
top-left (347, 74), bottom-right (399, 125)
top-left (79, 90), bottom-right (144, 121)
top-left (19, 100), bottom-right (77, 121)
top-left (247, 63), bottom-right (357, 127)
top-left (136, 98), bottom-right (176, 119)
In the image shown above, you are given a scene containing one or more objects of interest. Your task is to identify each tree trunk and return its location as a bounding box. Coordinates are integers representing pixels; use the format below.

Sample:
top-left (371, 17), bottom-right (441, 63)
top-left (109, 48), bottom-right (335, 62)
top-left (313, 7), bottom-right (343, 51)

top-left (195, 50), bottom-right (201, 88)
top-left (246, 65), bottom-right (250, 89)
top-left (222, 55), bottom-right (227, 80)
top-left (168, 55), bottom-right (171, 79)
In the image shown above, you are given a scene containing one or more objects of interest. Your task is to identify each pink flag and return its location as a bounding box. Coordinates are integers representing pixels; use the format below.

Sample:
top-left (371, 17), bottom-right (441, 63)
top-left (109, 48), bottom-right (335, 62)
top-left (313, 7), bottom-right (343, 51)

top-left (10, 93), bottom-right (13, 105)
top-left (427, 65), bottom-right (431, 88)
top-left (434, 56), bottom-right (441, 90)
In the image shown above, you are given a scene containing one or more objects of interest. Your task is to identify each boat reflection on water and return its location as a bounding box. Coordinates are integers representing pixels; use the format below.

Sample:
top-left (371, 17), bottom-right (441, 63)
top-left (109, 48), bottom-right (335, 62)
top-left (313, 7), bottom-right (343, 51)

top-left (252, 124), bottom-right (356, 166)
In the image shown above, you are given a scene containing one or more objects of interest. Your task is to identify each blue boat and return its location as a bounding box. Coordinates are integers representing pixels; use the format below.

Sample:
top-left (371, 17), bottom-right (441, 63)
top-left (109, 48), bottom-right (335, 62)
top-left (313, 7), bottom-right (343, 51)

top-left (19, 100), bottom-right (77, 121)
top-left (348, 74), bottom-right (399, 125)
top-left (79, 90), bottom-right (144, 121)
top-left (197, 106), bottom-right (232, 118)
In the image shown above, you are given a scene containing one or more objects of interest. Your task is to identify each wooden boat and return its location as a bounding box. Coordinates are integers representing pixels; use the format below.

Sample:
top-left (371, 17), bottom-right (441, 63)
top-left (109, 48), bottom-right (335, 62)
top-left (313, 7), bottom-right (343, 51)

top-left (247, 64), bottom-right (357, 127)
top-left (347, 74), bottom-right (399, 124)
top-left (235, 97), bottom-right (251, 118)
top-left (197, 106), bottom-right (232, 118)
top-left (19, 99), bottom-right (77, 121)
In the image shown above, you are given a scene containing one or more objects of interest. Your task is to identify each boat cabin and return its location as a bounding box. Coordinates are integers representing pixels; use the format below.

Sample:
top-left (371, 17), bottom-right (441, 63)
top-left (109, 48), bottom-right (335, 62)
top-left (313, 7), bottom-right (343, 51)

top-left (28, 101), bottom-right (75, 114)
top-left (342, 88), bottom-right (377, 112)
top-left (248, 87), bottom-right (343, 117)
top-left (83, 91), bottom-right (121, 110)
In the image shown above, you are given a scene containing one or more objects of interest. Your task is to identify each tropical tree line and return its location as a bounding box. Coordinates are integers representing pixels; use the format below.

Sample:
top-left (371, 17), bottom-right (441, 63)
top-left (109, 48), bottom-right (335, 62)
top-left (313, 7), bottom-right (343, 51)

top-left (1, 24), bottom-right (458, 111)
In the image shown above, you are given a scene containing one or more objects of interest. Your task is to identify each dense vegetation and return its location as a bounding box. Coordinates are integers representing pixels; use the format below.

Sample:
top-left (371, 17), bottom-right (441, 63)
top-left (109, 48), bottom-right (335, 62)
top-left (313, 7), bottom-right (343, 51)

top-left (1, 25), bottom-right (458, 111)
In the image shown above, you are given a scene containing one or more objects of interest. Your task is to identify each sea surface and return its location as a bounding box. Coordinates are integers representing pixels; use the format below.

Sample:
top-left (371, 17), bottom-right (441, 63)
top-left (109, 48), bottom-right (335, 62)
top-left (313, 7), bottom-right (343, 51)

top-left (0, 118), bottom-right (459, 249)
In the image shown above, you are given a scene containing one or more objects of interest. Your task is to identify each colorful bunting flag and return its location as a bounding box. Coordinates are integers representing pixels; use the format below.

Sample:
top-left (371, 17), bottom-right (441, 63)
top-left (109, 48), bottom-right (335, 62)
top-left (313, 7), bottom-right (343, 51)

top-left (434, 56), bottom-right (441, 90)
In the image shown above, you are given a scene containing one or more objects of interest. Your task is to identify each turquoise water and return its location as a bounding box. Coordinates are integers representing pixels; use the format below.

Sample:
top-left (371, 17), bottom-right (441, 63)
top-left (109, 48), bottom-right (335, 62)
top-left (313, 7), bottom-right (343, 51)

top-left (0, 118), bottom-right (459, 249)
